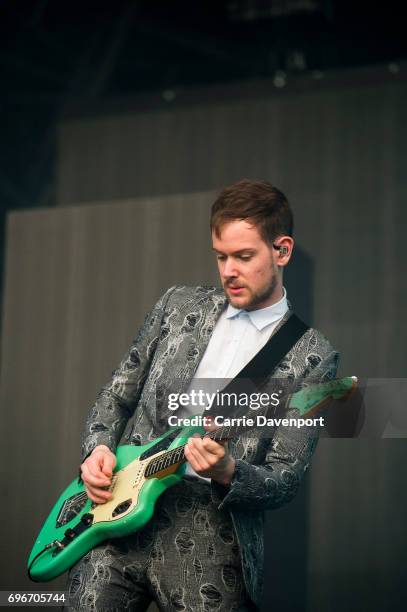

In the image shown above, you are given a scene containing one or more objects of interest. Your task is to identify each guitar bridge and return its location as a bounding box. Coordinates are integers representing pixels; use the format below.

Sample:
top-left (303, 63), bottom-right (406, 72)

top-left (55, 493), bottom-right (88, 528)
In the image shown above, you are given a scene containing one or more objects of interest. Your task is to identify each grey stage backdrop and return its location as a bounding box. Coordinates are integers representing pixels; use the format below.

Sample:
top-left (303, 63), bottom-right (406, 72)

top-left (1, 63), bottom-right (406, 611)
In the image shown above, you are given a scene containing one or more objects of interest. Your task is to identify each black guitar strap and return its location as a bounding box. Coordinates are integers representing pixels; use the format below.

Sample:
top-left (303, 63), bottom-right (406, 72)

top-left (234, 312), bottom-right (309, 381)
top-left (207, 313), bottom-right (309, 416)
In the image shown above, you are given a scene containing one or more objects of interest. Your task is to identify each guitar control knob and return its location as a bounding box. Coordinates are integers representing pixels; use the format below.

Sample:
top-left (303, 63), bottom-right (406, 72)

top-left (64, 528), bottom-right (76, 541)
top-left (81, 513), bottom-right (94, 526)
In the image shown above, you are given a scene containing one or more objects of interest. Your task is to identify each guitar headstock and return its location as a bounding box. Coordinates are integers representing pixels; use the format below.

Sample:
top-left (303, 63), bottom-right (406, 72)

top-left (289, 376), bottom-right (358, 417)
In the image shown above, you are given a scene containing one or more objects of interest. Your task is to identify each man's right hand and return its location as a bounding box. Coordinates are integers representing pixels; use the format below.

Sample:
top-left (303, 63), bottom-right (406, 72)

top-left (80, 445), bottom-right (117, 504)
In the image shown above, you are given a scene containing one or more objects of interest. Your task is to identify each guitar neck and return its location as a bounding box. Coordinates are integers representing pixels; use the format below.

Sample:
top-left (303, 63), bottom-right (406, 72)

top-left (144, 376), bottom-right (357, 478)
top-left (143, 428), bottom-right (230, 478)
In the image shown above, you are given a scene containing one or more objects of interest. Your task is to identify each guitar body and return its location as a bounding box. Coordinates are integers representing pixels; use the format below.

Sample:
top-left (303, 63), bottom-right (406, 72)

top-left (28, 376), bottom-right (357, 583)
top-left (28, 426), bottom-right (204, 582)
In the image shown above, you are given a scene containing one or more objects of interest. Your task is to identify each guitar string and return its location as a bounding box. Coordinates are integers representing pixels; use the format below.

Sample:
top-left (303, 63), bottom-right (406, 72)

top-left (67, 379), bottom-right (348, 503)
top-left (144, 425), bottom-right (233, 477)
top-left (77, 393), bottom-right (298, 492)
top-left (74, 427), bottom-right (214, 502)
top-left (72, 429), bottom-right (226, 507)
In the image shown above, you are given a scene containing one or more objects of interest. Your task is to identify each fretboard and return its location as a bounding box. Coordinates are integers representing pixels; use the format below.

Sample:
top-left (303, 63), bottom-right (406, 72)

top-left (143, 426), bottom-right (233, 478)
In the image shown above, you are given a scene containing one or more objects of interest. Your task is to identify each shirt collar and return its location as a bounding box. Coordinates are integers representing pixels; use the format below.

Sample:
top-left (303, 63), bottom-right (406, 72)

top-left (225, 287), bottom-right (288, 331)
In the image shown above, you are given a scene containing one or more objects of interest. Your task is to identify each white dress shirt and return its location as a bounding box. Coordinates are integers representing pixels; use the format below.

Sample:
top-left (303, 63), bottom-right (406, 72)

top-left (194, 287), bottom-right (289, 379)
top-left (181, 287), bottom-right (289, 480)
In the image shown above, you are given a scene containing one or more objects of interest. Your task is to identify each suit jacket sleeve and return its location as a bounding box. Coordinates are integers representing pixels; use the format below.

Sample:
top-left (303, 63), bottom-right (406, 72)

top-left (213, 345), bottom-right (339, 512)
top-left (80, 286), bottom-right (176, 461)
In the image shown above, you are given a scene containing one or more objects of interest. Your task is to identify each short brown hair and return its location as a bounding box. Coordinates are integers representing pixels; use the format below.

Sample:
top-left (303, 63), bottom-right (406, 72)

top-left (210, 179), bottom-right (293, 245)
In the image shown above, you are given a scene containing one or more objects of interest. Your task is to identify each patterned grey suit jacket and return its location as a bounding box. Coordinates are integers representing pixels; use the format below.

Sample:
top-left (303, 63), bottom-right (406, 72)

top-left (81, 286), bottom-right (339, 607)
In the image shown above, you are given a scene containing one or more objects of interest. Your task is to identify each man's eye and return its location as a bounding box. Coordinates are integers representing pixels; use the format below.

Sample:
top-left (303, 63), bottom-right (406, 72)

top-left (216, 255), bottom-right (226, 261)
top-left (239, 255), bottom-right (252, 261)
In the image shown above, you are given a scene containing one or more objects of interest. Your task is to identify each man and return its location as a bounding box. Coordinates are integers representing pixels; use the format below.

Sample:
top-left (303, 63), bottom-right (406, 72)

top-left (66, 180), bottom-right (339, 611)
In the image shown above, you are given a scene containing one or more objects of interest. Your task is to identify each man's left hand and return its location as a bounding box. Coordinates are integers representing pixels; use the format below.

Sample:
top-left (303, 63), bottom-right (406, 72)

top-left (184, 419), bottom-right (236, 486)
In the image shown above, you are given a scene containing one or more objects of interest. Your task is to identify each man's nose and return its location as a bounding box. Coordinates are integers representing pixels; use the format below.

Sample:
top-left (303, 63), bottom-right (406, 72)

top-left (222, 258), bottom-right (238, 278)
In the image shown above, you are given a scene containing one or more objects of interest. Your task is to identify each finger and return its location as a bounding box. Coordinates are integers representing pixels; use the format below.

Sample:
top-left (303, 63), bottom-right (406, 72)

top-left (86, 491), bottom-right (110, 505)
top-left (189, 438), bottom-right (220, 468)
top-left (101, 453), bottom-right (116, 477)
top-left (84, 484), bottom-right (112, 504)
top-left (84, 485), bottom-right (100, 504)
top-left (87, 484), bottom-right (112, 501)
top-left (185, 441), bottom-right (209, 471)
top-left (86, 480), bottom-right (113, 499)
top-left (201, 437), bottom-right (226, 456)
top-left (189, 437), bottom-right (218, 461)
top-left (82, 461), bottom-right (110, 485)
top-left (89, 454), bottom-right (113, 480)
top-left (195, 437), bottom-right (226, 462)
top-left (200, 439), bottom-right (228, 469)
top-left (81, 462), bottom-right (111, 487)
top-left (85, 487), bottom-right (106, 504)
top-left (93, 451), bottom-right (115, 472)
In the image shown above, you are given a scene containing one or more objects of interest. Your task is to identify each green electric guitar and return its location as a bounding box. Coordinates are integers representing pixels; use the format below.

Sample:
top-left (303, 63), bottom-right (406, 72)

top-left (28, 376), bottom-right (357, 582)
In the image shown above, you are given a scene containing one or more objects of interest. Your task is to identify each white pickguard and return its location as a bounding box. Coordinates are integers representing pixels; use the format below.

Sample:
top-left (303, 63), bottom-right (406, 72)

top-left (90, 451), bottom-right (167, 524)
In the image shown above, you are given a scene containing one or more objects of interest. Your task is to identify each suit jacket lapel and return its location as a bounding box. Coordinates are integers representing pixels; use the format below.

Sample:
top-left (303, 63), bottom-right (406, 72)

top-left (182, 288), bottom-right (227, 390)
top-left (156, 289), bottom-right (227, 427)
